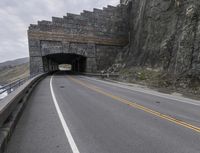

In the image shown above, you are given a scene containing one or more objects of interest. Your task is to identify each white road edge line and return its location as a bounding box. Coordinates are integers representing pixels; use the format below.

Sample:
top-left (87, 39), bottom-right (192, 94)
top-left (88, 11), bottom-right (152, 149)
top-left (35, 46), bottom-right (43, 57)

top-left (50, 75), bottom-right (80, 153)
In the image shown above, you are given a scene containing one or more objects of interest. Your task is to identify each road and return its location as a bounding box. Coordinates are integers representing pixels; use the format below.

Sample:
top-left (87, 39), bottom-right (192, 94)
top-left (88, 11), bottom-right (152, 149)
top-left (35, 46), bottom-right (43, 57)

top-left (5, 73), bottom-right (200, 153)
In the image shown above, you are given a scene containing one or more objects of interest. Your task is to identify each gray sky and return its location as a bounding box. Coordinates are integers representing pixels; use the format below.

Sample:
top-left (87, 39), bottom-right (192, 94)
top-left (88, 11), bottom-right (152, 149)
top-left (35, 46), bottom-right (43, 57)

top-left (0, 0), bottom-right (119, 63)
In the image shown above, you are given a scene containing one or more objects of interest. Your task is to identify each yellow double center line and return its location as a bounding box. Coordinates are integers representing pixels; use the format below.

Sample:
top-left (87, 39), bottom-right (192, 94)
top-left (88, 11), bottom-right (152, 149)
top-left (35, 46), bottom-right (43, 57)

top-left (69, 76), bottom-right (200, 133)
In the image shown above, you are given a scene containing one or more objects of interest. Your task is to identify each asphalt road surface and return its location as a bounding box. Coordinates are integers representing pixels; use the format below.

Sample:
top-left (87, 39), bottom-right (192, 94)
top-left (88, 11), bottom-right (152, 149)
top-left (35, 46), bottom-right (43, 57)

top-left (5, 72), bottom-right (200, 153)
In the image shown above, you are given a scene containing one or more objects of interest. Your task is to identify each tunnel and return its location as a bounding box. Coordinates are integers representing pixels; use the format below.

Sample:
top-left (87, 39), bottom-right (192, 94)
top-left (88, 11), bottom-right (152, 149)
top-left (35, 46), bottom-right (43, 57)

top-left (43, 53), bottom-right (87, 73)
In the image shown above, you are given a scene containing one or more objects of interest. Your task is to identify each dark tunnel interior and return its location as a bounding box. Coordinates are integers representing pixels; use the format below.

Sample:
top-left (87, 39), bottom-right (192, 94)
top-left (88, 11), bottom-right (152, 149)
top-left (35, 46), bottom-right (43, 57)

top-left (44, 53), bottom-right (87, 73)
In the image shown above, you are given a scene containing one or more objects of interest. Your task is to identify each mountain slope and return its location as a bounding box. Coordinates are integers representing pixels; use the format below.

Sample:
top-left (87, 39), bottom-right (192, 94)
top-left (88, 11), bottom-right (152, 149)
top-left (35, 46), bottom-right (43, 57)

top-left (0, 57), bottom-right (29, 70)
top-left (0, 58), bottom-right (29, 85)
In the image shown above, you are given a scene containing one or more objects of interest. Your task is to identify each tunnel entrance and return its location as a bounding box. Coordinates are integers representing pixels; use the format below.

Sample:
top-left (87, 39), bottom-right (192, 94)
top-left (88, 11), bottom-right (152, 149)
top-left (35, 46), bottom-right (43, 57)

top-left (44, 53), bottom-right (87, 73)
top-left (59, 64), bottom-right (72, 71)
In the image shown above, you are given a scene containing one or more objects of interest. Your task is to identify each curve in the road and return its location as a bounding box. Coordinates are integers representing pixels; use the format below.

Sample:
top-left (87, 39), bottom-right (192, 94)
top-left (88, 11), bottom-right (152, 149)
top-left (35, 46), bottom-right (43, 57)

top-left (50, 76), bottom-right (80, 153)
top-left (69, 76), bottom-right (200, 133)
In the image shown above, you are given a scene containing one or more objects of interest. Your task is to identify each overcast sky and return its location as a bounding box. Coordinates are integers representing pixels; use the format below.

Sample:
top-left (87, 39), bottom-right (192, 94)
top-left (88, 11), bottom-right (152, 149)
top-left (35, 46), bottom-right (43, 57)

top-left (0, 0), bottom-right (119, 63)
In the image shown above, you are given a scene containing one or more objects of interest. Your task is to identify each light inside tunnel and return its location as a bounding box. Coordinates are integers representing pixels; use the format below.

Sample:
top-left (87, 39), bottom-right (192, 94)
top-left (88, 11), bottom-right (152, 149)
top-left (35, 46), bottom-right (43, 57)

top-left (43, 53), bottom-right (87, 73)
top-left (59, 64), bottom-right (72, 71)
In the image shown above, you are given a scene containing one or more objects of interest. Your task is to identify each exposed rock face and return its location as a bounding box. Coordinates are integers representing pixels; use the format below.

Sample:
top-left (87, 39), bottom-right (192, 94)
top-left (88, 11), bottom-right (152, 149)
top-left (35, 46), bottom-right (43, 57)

top-left (123, 0), bottom-right (200, 79)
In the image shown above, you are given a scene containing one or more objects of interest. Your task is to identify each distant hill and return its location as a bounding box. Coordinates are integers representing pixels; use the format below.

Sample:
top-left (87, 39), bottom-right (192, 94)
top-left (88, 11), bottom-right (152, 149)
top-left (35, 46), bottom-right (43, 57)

top-left (0, 57), bottom-right (30, 85)
top-left (0, 57), bottom-right (29, 70)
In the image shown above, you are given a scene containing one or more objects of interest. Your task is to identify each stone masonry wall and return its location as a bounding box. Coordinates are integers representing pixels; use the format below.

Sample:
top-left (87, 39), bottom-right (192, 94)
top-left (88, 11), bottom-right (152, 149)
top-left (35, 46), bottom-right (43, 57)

top-left (28, 4), bottom-right (129, 75)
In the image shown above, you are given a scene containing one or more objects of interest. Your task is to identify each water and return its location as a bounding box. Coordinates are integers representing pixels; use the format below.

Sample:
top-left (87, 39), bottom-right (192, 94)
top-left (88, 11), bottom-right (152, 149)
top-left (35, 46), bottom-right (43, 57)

top-left (0, 85), bottom-right (7, 100)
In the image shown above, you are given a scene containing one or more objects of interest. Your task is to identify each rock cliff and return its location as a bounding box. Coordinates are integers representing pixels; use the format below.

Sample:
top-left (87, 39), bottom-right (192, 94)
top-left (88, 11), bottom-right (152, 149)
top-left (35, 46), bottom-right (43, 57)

top-left (118, 0), bottom-right (200, 85)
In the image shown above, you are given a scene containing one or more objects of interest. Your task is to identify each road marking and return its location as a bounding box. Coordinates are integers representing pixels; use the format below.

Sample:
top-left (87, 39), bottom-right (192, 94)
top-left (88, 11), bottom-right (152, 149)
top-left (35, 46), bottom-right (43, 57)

top-left (69, 76), bottom-right (200, 133)
top-left (81, 76), bottom-right (200, 106)
top-left (50, 76), bottom-right (80, 153)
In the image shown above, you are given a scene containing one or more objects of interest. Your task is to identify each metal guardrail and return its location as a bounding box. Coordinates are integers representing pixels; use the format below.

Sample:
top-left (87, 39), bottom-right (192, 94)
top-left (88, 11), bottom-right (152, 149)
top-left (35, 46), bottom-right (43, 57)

top-left (0, 74), bottom-right (39, 99)
top-left (0, 73), bottom-right (47, 152)
top-left (0, 73), bottom-right (46, 125)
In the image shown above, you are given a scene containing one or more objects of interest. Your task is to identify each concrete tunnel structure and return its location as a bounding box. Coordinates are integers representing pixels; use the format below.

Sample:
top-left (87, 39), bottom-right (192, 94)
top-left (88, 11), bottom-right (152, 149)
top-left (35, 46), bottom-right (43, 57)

top-left (44, 53), bottom-right (86, 72)
top-left (28, 4), bottom-right (129, 75)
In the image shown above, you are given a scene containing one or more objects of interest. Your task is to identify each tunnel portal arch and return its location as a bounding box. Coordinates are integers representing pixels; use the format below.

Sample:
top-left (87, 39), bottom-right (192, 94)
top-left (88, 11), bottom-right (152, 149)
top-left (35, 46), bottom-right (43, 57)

top-left (29, 40), bottom-right (98, 75)
top-left (43, 53), bottom-right (87, 73)
top-left (28, 5), bottom-right (128, 75)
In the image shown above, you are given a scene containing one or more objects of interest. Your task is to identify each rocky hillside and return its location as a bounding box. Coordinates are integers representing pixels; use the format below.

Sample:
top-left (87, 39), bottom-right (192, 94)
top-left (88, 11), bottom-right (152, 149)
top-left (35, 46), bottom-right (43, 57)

top-left (0, 58), bottom-right (29, 85)
top-left (106, 0), bottom-right (200, 95)
top-left (123, 0), bottom-right (200, 77)
top-left (103, 0), bottom-right (200, 95)
top-left (0, 57), bottom-right (29, 69)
